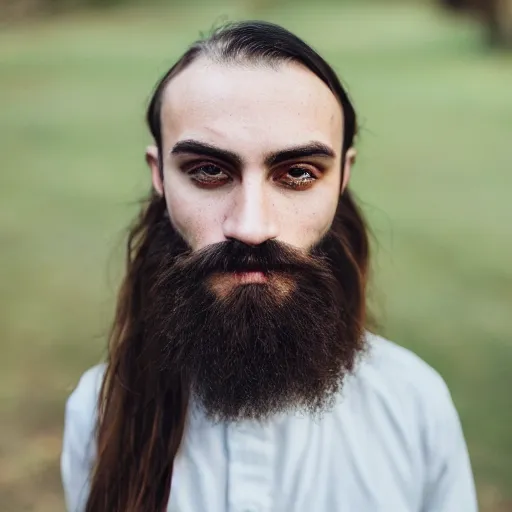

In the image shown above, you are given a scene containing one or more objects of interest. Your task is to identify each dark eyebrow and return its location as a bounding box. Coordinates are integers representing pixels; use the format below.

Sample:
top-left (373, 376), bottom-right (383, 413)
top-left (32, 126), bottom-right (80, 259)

top-left (170, 139), bottom-right (336, 170)
top-left (265, 142), bottom-right (336, 167)
top-left (170, 140), bottom-right (243, 169)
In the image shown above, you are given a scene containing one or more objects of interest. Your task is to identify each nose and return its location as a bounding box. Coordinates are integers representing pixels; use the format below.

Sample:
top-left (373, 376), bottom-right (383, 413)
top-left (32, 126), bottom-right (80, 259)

top-left (222, 179), bottom-right (279, 246)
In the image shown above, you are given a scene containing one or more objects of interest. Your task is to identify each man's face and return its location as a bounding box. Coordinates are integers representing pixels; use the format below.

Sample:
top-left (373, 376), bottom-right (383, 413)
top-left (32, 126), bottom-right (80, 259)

top-left (142, 59), bottom-right (364, 421)
top-left (147, 59), bottom-right (353, 275)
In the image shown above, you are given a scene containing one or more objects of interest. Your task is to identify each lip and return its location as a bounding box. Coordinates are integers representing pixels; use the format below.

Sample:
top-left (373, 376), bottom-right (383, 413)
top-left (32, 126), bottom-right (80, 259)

top-left (233, 271), bottom-right (268, 284)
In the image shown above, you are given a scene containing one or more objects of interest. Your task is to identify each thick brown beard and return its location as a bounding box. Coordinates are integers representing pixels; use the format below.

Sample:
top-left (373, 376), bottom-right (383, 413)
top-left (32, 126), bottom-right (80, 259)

top-left (140, 216), bottom-right (367, 423)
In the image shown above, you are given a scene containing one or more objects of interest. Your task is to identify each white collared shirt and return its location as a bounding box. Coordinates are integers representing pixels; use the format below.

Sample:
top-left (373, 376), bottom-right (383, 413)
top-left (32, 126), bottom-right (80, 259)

top-left (61, 333), bottom-right (478, 511)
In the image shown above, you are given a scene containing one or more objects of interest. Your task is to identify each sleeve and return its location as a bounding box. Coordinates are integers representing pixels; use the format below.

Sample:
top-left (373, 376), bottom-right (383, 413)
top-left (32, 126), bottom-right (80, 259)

top-left (60, 366), bottom-right (103, 512)
top-left (421, 377), bottom-right (479, 512)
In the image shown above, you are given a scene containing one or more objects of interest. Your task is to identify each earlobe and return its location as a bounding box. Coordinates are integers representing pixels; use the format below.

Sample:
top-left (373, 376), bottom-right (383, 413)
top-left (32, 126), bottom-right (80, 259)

top-left (341, 147), bottom-right (356, 194)
top-left (146, 145), bottom-right (164, 196)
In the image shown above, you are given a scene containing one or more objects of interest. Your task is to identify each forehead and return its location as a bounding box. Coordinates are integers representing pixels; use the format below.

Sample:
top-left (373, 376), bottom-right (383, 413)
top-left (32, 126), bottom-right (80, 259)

top-left (160, 58), bottom-right (343, 154)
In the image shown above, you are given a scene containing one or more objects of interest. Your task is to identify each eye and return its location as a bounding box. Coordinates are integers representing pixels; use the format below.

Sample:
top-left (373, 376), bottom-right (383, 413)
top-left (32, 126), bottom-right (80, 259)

top-left (288, 168), bottom-right (313, 179)
top-left (279, 166), bottom-right (318, 190)
top-left (188, 164), bottom-right (231, 187)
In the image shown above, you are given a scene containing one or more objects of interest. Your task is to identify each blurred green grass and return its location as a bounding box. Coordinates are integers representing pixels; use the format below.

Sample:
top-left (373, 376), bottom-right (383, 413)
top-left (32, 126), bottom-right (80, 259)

top-left (0, 1), bottom-right (511, 510)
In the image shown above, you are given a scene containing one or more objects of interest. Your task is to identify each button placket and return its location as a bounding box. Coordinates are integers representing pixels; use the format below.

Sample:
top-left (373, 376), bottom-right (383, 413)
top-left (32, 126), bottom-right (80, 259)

top-left (226, 422), bottom-right (274, 512)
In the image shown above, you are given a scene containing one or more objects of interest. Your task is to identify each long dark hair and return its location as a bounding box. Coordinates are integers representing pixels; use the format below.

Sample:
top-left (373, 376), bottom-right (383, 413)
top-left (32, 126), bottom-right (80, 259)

top-left (85, 21), bottom-right (370, 512)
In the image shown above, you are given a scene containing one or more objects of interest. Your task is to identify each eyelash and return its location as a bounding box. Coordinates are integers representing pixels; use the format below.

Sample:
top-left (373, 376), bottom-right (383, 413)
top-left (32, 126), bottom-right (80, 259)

top-left (186, 163), bottom-right (319, 190)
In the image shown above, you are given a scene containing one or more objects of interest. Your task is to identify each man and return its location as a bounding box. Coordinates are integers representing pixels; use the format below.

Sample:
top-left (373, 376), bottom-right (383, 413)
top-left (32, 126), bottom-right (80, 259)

top-left (61, 21), bottom-right (478, 512)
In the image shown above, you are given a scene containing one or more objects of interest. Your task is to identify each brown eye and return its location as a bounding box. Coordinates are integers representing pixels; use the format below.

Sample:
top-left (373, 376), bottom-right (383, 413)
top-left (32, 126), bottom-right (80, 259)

top-left (279, 166), bottom-right (317, 190)
top-left (288, 168), bottom-right (313, 180)
top-left (188, 164), bottom-right (230, 187)
top-left (191, 164), bottom-right (225, 177)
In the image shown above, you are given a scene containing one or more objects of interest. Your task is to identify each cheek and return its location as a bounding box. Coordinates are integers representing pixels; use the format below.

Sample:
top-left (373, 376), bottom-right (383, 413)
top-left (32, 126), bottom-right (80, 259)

top-left (280, 187), bottom-right (339, 249)
top-left (163, 182), bottom-right (224, 250)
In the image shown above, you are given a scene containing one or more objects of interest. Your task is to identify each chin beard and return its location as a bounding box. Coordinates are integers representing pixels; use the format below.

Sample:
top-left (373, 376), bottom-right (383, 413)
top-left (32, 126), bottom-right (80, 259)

top-left (141, 218), bottom-right (367, 423)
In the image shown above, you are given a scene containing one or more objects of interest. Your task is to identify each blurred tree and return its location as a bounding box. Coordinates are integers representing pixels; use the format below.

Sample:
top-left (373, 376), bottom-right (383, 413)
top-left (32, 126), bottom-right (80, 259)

top-left (440, 0), bottom-right (512, 48)
top-left (486, 0), bottom-right (512, 47)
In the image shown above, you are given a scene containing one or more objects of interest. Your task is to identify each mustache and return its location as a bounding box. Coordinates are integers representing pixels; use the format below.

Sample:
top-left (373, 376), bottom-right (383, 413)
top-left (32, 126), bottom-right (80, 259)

top-left (170, 238), bottom-right (329, 279)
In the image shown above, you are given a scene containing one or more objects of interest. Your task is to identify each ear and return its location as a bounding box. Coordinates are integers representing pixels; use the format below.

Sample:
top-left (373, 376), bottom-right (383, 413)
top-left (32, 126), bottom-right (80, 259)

top-left (146, 145), bottom-right (163, 196)
top-left (341, 147), bottom-right (356, 194)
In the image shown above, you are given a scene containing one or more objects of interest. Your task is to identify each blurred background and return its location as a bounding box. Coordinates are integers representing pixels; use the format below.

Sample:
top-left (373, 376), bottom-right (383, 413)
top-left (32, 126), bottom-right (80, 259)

top-left (1, 0), bottom-right (511, 510)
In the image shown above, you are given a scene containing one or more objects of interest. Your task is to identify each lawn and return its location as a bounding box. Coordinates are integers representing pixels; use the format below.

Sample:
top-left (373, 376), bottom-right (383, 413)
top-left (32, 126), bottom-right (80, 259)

top-left (0, 1), bottom-right (511, 510)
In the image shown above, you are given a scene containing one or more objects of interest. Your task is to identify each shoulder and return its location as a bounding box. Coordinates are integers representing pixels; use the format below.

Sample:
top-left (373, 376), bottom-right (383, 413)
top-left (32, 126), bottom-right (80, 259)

top-left (342, 332), bottom-right (460, 450)
top-left (65, 363), bottom-right (106, 424)
top-left (343, 332), bottom-right (464, 457)
top-left (333, 337), bottom-right (477, 508)
top-left (353, 335), bottom-right (477, 508)
top-left (354, 331), bottom-right (452, 405)
top-left (62, 363), bottom-right (106, 470)
top-left (61, 364), bottom-right (106, 511)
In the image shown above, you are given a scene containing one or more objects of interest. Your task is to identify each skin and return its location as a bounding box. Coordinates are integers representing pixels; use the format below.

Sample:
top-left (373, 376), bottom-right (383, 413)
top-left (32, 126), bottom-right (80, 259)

top-left (146, 58), bottom-right (355, 291)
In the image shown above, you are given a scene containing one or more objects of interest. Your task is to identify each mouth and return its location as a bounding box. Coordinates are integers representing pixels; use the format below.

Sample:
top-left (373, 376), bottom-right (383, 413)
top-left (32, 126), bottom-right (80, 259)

top-left (232, 270), bottom-right (268, 284)
top-left (207, 268), bottom-right (297, 299)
